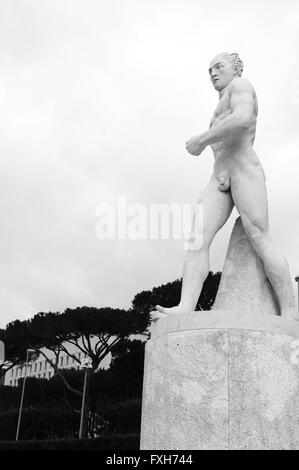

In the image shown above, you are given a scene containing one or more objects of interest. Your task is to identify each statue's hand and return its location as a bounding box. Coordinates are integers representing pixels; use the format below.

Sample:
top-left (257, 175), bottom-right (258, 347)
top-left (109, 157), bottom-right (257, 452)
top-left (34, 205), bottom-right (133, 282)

top-left (185, 135), bottom-right (206, 156)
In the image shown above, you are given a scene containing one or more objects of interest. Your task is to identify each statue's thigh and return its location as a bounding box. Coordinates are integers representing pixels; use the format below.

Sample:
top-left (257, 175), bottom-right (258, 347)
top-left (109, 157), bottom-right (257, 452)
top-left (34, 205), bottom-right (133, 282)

top-left (194, 176), bottom-right (234, 243)
top-left (230, 168), bottom-right (269, 231)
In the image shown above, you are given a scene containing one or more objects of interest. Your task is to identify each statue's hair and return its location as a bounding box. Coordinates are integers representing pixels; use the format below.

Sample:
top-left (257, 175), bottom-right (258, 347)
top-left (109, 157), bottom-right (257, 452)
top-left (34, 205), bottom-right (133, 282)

top-left (217, 52), bottom-right (244, 77)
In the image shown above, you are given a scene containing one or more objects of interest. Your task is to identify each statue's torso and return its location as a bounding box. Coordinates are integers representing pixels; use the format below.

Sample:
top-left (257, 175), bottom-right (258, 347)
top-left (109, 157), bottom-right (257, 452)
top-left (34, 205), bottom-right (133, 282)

top-left (209, 80), bottom-right (261, 182)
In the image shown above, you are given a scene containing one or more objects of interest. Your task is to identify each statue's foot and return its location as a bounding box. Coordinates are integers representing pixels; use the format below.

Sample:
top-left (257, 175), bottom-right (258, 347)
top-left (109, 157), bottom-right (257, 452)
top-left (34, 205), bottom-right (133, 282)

top-left (151, 304), bottom-right (193, 322)
top-left (281, 308), bottom-right (299, 321)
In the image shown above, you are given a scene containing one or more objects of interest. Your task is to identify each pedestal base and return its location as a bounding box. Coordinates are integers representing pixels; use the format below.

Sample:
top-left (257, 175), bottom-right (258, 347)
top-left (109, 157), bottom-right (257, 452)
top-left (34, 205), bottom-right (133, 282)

top-left (140, 313), bottom-right (299, 450)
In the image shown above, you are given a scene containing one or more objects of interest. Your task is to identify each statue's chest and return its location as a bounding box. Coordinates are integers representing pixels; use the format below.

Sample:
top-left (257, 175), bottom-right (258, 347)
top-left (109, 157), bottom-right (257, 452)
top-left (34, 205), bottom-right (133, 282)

top-left (210, 93), bottom-right (231, 128)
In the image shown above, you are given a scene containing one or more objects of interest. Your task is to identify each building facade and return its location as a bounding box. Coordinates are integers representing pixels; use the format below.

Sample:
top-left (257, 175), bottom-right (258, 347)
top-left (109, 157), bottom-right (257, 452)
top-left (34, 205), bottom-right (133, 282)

top-left (4, 341), bottom-right (111, 387)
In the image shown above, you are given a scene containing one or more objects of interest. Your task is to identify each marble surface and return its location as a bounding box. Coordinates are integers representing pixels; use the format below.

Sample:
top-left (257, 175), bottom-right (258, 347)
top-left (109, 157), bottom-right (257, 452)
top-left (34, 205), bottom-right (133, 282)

top-left (213, 217), bottom-right (280, 315)
top-left (141, 217), bottom-right (299, 450)
top-left (140, 328), bottom-right (299, 450)
top-left (150, 309), bottom-right (299, 339)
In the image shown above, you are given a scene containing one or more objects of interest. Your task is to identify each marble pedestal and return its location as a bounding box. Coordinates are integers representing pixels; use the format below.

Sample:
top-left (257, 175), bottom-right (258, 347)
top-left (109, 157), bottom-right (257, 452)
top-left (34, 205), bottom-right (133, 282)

top-left (140, 218), bottom-right (299, 450)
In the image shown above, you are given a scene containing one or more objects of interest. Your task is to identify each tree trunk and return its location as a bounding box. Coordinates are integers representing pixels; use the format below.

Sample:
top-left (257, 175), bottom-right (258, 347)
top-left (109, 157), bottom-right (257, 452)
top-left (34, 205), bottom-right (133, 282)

top-left (80, 367), bottom-right (93, 439)
top-left (89, 411), bottom-right (95, 438)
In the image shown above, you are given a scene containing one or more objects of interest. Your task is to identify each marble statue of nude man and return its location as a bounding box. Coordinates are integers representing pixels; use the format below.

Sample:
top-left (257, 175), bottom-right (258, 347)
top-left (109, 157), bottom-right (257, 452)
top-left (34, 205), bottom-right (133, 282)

top-left (154, 52), bottom-right (297, 321)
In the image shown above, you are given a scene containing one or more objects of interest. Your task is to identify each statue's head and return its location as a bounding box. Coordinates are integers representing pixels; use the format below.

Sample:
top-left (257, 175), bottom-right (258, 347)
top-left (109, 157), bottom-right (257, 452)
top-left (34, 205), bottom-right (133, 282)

top-left (209, 52), bottom-right (243, 91)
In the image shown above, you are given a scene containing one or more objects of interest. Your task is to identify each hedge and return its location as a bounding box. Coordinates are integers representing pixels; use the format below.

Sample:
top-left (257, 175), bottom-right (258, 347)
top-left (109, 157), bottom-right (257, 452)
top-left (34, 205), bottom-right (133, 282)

top-left (0, 434), bottom-right (140, 450)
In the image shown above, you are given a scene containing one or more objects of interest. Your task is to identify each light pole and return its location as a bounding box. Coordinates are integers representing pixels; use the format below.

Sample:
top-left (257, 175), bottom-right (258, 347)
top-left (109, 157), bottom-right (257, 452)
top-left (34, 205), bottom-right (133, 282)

top-left (79, 358), bottom-right (92, 439)
top-left (295, 276), bottom-right (299, 315)
top-left (0, 340), bottom-right (4, 363)
top-left (15, 348), bottom-right (35, 441)
top-left (0, 340), bottom-right (5, 386)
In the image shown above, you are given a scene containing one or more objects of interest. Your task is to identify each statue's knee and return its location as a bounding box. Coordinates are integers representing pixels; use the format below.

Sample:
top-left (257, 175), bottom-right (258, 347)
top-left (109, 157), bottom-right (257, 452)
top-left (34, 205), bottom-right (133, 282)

top-left (245, 224), bottom-right (268, 249)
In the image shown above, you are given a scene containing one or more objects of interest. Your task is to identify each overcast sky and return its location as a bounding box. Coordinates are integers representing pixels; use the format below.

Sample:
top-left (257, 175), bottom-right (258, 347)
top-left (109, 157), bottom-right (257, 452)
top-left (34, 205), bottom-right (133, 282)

top-left (0, 0), bottom-right (298, 327)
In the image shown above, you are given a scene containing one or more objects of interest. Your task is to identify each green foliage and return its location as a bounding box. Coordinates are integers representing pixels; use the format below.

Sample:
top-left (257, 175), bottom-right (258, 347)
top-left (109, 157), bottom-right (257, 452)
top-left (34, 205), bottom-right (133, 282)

top-left (198, 271), bottom-right (222, 310)
top-left (0, 272), bottom-right (221, 442)
top-left (132, 271), bottom-right (221, 316)
top-left (1, 306), bottom-right (151, 438)
top-left (0, 322), bottom-right (39, 379)
top-left (132, 279), bottom-right (182, 315)
top-left (27, 311), bottom-right (66, 349)
top-left (0, 383), bottom-right (25, 409)
top-left (106, 340), bottom-right (145, 399)
top-left (0, 372), bottom-right (88, 411)
top-left (0, 434), bottom-right (139, 450)
top-left (0, 407), bottom-right (79, 441)
top-left (25, 306), bottom-right (150, 352)
top-left (62, 306), bottom-right (150, 337)
top-left (0, 337), bottom-right (145, 414)
top-left (96, 398), bottom-right (142, 435)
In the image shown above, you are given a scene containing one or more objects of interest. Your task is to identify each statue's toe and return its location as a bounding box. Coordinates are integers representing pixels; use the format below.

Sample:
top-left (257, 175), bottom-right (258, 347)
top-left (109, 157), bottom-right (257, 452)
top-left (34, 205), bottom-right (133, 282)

top-left (155, 305), bottom-right (165, 313)
top-left (150, 310), bottom-right (167, 322)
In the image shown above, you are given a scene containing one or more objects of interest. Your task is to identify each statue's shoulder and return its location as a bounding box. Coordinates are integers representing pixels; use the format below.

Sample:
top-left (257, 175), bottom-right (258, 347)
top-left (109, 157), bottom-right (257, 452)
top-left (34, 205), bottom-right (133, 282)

top-left (229, 77), bottom-right (255, 95)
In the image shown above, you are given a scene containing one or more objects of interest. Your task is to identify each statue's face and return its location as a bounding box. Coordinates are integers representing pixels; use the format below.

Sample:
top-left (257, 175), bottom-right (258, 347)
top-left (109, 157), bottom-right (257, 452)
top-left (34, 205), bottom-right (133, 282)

top-left (209, 55), bottom-right (235, 91)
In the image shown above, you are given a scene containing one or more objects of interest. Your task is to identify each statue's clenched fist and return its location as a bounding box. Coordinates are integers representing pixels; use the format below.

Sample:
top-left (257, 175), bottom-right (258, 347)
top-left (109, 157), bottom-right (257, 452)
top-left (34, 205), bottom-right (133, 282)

top-left (185, 135), bottom-right (206, 156)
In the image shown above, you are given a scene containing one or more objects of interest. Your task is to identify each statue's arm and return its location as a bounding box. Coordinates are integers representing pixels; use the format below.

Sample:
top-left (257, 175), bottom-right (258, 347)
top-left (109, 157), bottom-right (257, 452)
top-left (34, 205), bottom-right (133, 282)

top-left (199, 78), bottom-right (255, 146)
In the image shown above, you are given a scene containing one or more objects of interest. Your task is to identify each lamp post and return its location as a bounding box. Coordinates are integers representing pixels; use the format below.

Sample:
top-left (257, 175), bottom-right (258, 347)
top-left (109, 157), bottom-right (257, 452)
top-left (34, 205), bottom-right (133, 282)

top-left (79, 358), bottom-right (92, 439)
top-left (15, 348), bottom-right (35, 441)
top-left (0, 340), bottom-right (4, 363)
top-left (0, 340), bottom-right (5, 386)
top-left (295, 276), bottom-right (299, 315)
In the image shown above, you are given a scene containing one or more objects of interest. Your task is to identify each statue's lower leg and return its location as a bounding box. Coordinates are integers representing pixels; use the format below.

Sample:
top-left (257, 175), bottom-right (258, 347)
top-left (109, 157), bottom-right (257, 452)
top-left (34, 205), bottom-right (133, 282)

top-left (253, 236), bottom-right (297, 320)
top-left (154, 247), bottom-right (210, 318)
